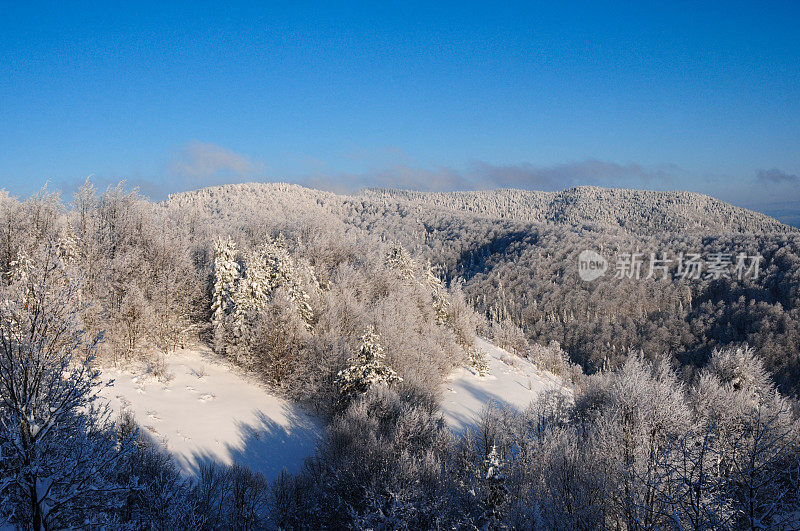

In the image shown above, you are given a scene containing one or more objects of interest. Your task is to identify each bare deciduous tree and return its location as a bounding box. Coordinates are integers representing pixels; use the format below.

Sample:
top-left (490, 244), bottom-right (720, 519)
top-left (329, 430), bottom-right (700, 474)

top-left (0, 246), bottom-right (133, 529)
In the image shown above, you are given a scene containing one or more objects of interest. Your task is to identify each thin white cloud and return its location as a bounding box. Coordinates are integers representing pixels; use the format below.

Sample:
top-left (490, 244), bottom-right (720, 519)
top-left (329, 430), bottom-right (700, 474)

top-left (301, 165), bottom-right (470, 193)
top-left (755, 168), bottom-right (798, 184)
top-left (169, 140), bottom-right (262, 180)
top-left (466, 159), bottom-right (679, 190)
top-left (300, 159), bottom-right (680, 193)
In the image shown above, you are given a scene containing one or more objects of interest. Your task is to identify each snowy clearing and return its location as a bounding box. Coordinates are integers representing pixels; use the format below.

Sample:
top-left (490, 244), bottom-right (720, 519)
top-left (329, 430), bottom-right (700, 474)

top-left (98, 348), bottom-right (321, 480)
top-left (441, 338), bottom-right (567, 431)
top-left (98, 338), bottom-right (563, 480)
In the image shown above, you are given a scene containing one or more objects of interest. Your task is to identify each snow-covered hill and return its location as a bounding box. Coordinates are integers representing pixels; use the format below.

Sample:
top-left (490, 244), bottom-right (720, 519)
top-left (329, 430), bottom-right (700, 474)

top-left (99, 348), bottom-right (321, 480)
top-left (441, 338), bottom-right (567, 431)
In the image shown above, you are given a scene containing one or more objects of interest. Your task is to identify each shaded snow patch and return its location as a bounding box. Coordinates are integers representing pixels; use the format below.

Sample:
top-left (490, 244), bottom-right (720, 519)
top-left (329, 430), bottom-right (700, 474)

top-left (99, 347), bottom-right (320, 480)
top-left (441, 338), bottom-right (566, 431)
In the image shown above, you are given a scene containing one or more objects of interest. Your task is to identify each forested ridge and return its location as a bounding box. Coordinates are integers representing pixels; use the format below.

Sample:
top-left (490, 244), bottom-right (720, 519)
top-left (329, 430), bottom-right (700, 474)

top-left (360, 186), bottom-right (793, 235)
top-left (1, 181), bottom-right (798, 528)
top-left (170, 183), bottom-right (800, 397)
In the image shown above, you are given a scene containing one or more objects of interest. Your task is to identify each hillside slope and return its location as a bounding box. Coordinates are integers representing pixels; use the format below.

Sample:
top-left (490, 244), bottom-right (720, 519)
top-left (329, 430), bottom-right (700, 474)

top-left (361, 186), bottom-right (793, 235)
top-left (163, 182), bottom-right (800, 396)
top-left (165, 182), bottom-right (793, 236)
top-left (99, 339), bottom-right (563, 478)
top-left (441, 338), bottom-right (566, 431)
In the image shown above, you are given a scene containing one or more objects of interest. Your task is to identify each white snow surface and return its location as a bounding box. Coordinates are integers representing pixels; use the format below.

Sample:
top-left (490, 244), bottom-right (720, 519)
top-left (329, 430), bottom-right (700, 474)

top-left (98, 338), bottom-right (563, 481)
top-left (98, 348), bottom-right (320, 480)
top-left (441, 337), bottom-right (566, 431)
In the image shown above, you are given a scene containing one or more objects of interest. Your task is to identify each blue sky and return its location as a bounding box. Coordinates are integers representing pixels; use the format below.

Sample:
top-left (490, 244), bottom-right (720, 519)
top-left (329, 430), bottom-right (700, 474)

top-left (1, 1), bottom-right (799, 224)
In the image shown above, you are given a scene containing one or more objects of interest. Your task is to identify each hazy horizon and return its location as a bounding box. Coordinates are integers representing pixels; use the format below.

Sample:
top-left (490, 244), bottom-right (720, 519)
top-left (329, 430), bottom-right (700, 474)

top-left (4, 176), bottom-right (798, 229)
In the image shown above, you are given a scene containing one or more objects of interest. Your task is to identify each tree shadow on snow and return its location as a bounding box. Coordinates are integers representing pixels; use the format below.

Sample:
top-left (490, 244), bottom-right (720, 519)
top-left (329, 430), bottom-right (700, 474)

top-left (179, 404), bottom-right (321, 481)
top-left (442, 378), bottom-right (533, 434)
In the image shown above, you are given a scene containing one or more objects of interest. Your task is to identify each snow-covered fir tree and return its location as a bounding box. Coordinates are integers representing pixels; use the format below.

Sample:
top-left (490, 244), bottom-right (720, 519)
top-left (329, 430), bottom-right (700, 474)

top-left (482, 444), bottom-right (509, 525)
top-left (232, 243), bottom-right (272, 341)
top-left (211, 237), bottom-right (240, 350)
top-left (335, 328), bottom-right (402, 401)
top-left (232, 235), bottom-right (317, 341)
top-left (468, 346), bottom-right (490, 377)
top-left (387, 245), bottom-right (452, 327)
top-left (265, 234), bottom-right (317, 328)
top-left (386, 244), bottom-right (416, 280)
top-left (423, 261), bottom-right (450, 325)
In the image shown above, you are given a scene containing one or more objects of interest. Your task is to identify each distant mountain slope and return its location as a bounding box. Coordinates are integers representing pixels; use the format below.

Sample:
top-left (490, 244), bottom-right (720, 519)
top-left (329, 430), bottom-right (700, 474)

top-left (165, 182), bottom-right (338, 222)
top-left (361, 186), bottom-right (793, 235)
top-left (167, 182), bottom-right (793, 236)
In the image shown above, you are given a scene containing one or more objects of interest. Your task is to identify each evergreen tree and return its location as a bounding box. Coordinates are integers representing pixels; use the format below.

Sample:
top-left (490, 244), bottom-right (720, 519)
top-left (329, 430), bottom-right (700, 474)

top-left (423, 261), bottom-right (450, 326)
top-left (232, 243), bottom-right (272, 342)
top-left (386, 244), bottom-right (416, 280)
top-left (335, 328), bottom-right (402, 401)
top-left (211, 237), bottom-right (239, 351)
top-left (468, 346), bottom-right (490, 377)
top-left (483, 444), bottom-right (509, 526)
top-left (228, 235), bottom-right (319, 369)
top-left (272, 237), bottom-right (315, 321)
top-left (265, 235), bottom-right (316, 328)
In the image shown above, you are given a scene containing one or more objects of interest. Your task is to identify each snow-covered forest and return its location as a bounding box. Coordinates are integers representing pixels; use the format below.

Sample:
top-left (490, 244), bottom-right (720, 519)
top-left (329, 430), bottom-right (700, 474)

top-left (1, 181), bottom-right (799, 528)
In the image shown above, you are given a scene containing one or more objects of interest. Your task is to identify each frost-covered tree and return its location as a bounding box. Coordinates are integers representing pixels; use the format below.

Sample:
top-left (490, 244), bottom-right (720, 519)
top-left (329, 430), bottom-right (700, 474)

top-left (482, 444), bottom-right (509, 525)
top-left (386, 244), bottom-right (416, 280)
top-left (386, 244), bottom-right (454, 331)
top-left (705, 344), bottom-right (771, 397)
top-left (6, 251), bottom-right (33, 285)
top-left (0, 247), bottom-right (134, 529)
top-left (527, 340), bottom-right (581, 382)
top-left (262, 234), bottom-right (317, 328)
top-left (233, 236), bottom-right (317, 341)
top-left (55, 230), bottom-right (78, 265)
top-left (272, 385), bottom-right (454, 528)
top-left (490, 318), bottom-right (528, 357)
top-left (423, 261), bottom-right (450, 326)
top-left (686, 346), bottom-right (800, 529)
top-left (278, 236), bottom-right (315, 325)
top-left (211, 237), bottom-right (240, 351)
top-left (231, 245), bottom-right (271, 342)
top-left (468, 346), bottom-right (490, 377)
top-left (335, 328), bottom-right (402, 401)
top-left (574, 356), bottom-right (692, 529)
top-left (228, 236), bottom-right (319, 373)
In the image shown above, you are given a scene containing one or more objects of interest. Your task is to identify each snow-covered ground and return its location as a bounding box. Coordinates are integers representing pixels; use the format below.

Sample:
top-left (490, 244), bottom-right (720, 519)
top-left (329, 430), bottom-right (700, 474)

top-left (441, 337), bottom-right (567, 431)
top-left (98, 338), bottom-right (563, 481)
top-left (98, 348), bottom-right (320, 480)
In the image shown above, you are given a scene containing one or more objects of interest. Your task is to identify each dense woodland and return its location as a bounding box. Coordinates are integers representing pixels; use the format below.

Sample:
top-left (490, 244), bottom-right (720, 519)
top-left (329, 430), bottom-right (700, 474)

top-left (360, 187), bottom-right (791, 235)
top-left (171, 183), bottom-right (800, 396)
top-left (1, 181), bottom-right (798, 528)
